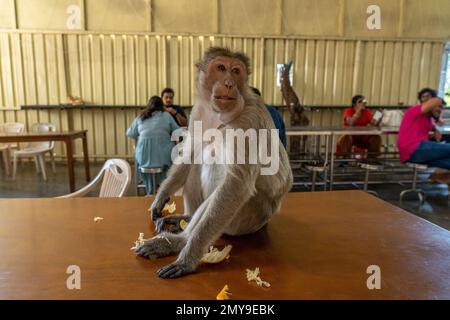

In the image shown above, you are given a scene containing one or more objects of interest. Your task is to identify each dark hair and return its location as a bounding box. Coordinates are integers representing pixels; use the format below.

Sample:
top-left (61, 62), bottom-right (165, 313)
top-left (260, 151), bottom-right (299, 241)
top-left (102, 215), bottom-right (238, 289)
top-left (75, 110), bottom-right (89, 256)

top-left (437, 97), bottom-right (447, 106)
top-left (250, 87), bottom-right (261, 97)
top-left (418, 88), bottom-right (437, 101)
top-left (141, 96), bottom-right (164, 121)
top-left (161, 87), bottom-right (175, 97)
top-left (352, 95), bottom-right (365, 106)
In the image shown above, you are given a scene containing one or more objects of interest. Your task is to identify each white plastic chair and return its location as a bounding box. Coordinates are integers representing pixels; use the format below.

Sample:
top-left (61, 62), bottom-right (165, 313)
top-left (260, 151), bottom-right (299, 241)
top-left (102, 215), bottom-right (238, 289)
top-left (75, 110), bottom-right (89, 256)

top-left (57, 159), bottom-right (132, 198)
top-left (0, 122), bottom-right (25, 175)
top-left (12, 123), bottom-right (56, 181)
top-left (1, 122), bottom-right (25, 149)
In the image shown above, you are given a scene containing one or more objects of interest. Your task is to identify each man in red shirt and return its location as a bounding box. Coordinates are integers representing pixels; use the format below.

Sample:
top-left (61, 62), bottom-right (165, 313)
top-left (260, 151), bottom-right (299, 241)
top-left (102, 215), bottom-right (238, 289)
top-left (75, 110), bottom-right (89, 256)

top-left (337, 95), bottom-right (382, 158)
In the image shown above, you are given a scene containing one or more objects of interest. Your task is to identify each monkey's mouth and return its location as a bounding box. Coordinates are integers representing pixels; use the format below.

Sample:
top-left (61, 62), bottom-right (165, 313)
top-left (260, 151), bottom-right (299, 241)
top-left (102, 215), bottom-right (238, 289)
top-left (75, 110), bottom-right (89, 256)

top-left (214, 96), bottom-right (236, 101)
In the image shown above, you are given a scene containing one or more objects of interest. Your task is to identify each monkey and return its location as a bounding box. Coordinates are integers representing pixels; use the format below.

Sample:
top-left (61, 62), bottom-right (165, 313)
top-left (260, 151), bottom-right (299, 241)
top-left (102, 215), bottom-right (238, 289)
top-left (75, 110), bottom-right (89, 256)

top-left (135, 47), bottom-right (293, 279)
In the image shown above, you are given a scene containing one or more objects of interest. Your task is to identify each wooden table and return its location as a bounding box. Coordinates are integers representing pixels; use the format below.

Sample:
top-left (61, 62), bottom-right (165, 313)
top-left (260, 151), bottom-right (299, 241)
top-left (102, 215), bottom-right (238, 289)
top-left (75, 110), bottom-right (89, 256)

top-left (0, 130), bottom-right (90, 193)
top-left (0, 191), bottom-right (449, 299)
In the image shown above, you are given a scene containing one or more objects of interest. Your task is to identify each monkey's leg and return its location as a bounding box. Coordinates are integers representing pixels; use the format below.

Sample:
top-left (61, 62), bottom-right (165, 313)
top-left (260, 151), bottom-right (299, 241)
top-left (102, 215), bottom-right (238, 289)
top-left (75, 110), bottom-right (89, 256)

top-left (150, 163), bottom-right (192, 221)
top-left (182, 164), bottom-right (203, 216)
top-left (157, 168), bottom-right (258, 279)
top-left (224, 193), bottom-right (276, 236)
top-left (135, 232), bottom-right (186, 259)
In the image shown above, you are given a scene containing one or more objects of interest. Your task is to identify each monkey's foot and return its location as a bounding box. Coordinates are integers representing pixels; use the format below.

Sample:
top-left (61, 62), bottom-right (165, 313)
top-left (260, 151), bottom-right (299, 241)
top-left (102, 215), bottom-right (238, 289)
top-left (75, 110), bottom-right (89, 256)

top-left (135, 235), bottom-right (176, 259)
top-left (157, 261), bottom-right (196, 279)
top-left (155, 215), bottom-right (191, 234)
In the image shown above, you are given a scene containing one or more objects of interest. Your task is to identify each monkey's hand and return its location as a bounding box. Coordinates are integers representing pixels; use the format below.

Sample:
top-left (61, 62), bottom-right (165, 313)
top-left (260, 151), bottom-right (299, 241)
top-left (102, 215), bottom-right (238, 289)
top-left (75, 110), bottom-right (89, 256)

top-left (135, 233), bottom-right (181, 259)
top-left (150, 196), bottom-right (170, 221)
top-left (155, 215), bottom-right (191, 234)
top-left (157, 259), bottom-right (197, 279)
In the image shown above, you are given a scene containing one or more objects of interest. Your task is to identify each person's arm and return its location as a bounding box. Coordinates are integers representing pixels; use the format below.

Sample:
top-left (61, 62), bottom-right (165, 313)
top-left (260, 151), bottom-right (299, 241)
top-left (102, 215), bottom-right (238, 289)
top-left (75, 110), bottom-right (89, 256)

top-left (126, 118), bottom-right (139, 138)
top-left (433, 129), bottom-right (443, 142)
top-left (168, 113), bottom-right (180, 133)
top-left (431, 122), bottom-right (443, 142)
top-left (165, 112), bottom-right (182, 144)
top-left (421, 97), bottom-right (442, 114)
top-left (173, 106), bottom-right (187, 127)
top-left (345, 107), bottom-right (363, 126)
top-left (279, 114), bottom-right (287, 148)
top-left (368, 111), bottom-right (381, 127)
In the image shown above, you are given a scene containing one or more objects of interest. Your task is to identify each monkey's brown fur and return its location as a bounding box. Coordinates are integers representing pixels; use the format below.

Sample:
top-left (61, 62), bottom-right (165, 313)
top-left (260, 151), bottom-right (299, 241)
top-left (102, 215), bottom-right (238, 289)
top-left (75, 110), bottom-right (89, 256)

top-left (135, 47), bottom-right (293, 278)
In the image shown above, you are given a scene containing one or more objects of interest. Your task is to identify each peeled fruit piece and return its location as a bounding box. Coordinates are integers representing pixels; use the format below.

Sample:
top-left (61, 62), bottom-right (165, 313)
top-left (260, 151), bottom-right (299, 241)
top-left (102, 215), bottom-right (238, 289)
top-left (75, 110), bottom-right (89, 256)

top-left (201, 245), bottom-right (233, 264)
top-left (216, 285), bottom-right (231, 300)
top-left (162, 201), bottom-right (176, 215)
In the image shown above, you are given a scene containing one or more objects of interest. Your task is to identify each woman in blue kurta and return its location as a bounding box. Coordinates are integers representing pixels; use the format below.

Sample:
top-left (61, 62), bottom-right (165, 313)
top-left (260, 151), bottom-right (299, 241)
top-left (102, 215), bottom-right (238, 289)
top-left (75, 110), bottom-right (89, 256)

top-left (127, 96), bottom-right (180, 195)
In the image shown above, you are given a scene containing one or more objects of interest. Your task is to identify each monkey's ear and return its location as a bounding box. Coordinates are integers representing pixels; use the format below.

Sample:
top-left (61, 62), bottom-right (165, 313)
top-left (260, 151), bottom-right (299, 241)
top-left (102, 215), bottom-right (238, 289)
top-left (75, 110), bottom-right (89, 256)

top-left (195, 60), bottom-right (207, 73)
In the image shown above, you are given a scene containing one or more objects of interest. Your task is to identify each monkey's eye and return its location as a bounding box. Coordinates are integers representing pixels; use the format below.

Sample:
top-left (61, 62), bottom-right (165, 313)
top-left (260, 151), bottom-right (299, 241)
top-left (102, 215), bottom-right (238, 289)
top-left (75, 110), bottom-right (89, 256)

top-left (217, 64), bottom-right (226, 72)
top-left (231, 67), bottom-right (240, 75)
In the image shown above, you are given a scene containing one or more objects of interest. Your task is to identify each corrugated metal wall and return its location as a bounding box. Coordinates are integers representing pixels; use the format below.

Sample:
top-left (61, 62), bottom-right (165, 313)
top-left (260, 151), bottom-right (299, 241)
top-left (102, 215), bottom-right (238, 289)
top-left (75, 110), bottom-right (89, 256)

top-left (0, 31), bottom-right (445, 160)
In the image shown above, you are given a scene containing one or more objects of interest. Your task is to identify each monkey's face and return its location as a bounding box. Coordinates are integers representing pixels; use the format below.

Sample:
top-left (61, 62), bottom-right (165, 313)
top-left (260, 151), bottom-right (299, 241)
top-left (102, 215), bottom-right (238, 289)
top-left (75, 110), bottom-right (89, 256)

top-left (205, 57), bottom-right (247, 119)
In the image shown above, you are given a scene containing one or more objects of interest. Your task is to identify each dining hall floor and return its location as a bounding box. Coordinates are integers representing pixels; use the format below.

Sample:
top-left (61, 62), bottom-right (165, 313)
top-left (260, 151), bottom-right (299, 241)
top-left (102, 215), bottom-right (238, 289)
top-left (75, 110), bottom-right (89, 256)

top-left (0, 161), bottom-right (449, 231)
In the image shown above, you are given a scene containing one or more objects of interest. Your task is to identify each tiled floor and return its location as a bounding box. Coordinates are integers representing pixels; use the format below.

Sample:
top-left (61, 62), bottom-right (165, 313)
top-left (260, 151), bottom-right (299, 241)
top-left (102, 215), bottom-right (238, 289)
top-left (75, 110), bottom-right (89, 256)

top-left (1, 161), bottom-right (449, 231)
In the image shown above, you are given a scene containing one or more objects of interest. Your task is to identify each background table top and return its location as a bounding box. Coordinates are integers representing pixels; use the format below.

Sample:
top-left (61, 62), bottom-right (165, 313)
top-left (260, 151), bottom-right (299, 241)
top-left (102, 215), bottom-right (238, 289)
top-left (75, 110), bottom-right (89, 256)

top-left (0, 130), bottom-right (86, 138)
top-left (0, 191), bottom-right (449, 299)
top-left (287, 126), bottom-right (401, 135)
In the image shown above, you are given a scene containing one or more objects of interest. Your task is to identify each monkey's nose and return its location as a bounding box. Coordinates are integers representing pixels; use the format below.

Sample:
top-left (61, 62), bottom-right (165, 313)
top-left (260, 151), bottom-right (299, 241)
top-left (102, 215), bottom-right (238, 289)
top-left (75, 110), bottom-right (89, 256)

top-left (224, 79), bottom-right (234, 89)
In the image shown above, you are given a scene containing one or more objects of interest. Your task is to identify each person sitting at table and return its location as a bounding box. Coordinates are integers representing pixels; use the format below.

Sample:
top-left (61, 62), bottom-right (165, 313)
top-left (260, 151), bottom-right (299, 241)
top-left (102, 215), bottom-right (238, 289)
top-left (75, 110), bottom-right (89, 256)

top-left (336, 95), bottom-right (382, 159)
top-left (250, 87), bottom-right (287, 148)
top-left (416, 88), bottom-right (450, 183)
top-left (398, 97), bottom-right (450, 184)
top-left (418, 88), bottom-right (450, 142)
top-left (161, 87), bottom-right (188, 127)
top-left (127, 96), bottom-right (179, 195)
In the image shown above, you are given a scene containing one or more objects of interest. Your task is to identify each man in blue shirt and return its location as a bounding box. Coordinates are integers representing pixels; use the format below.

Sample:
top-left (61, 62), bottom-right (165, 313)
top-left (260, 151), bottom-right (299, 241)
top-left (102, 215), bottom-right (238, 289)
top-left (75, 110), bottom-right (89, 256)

top-left (251, 87), bottom-right (287, 148)
top-left (161, 87), bottom-right (188, 127)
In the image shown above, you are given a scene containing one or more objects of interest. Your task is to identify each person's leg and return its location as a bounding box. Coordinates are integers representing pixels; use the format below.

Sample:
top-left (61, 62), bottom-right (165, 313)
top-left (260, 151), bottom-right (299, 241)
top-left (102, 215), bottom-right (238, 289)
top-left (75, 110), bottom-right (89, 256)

top-left (427, 159), bottom-right (450, 170)
top-left (142, 173), bottom-right (153, 195)
top-left (337, 135), bottom-right (353, 155)
top-left (408, 141), bottom-right (450, 166)
top-left (441, 134), bottom-right (450, 143)
top-left (362, 135), bottom-right (381, 158)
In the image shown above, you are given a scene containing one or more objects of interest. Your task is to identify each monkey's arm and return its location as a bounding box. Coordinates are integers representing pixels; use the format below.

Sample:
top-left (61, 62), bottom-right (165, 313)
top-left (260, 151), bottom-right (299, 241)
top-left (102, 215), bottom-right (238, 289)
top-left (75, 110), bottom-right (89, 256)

top-left (157, 164), bottom-right (259, 279)
top-left (150, 163), bottom-right (191, 220)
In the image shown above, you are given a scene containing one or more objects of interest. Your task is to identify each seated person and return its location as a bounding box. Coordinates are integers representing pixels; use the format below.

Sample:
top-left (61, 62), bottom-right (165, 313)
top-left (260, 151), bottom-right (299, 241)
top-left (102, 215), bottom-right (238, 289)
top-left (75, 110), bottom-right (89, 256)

top-left (161, 87), bottom-right (188, 127)
top-left (250, 87), bottom-right (287, 148)
top-left (398, 97), bottom-right (450, 175)
top-left (416, 88), bottom-right (450, 182)
top-left (417, 88), bottom-right (450, 140)
top-left (127, 96), bottom-right (179, 195)
top-left (337, 95), bottom-right (382, 158)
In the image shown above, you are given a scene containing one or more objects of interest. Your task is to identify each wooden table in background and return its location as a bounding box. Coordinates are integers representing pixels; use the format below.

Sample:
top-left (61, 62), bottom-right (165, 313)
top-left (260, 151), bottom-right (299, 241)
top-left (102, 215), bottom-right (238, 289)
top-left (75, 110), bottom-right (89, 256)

top-left (0, 191), bottom-right (449, 299)
top-left (0, 130), bottom-right (90, 193)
